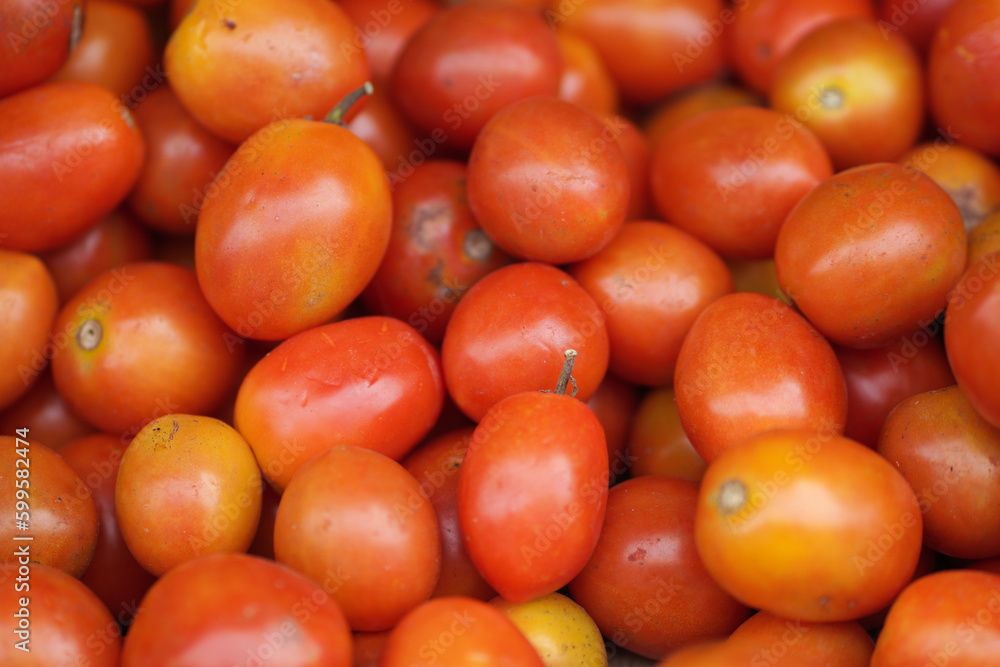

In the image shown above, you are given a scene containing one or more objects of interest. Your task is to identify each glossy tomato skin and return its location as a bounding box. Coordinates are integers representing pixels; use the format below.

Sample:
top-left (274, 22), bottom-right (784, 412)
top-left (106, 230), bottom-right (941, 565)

top-left (274, 445), bottom-right (441, 632)
top-left (879, 385), bottom-right (1000, 558)
top-left (235, 316), bottom-right (444, 491)
top-left (944, 254), bottom-right (1000, 428)
top-left (695, 430), bottom-right (922, 622)
top-left (195, 119), bottom-right (391, 341)
top-left (165, 0), bottom-right (368, 144)
top-left (459, 392), bottom-right (608, 603)
top-left (466, 96), bottom-right (630, 265)
top-left (775, 163), bottom-right (967, 348)
top-left (871, 570), bottom-right (1000, 665)
top-left (569, 221), bottom-right (734, 386)
top-left (556, 29), bottom-right (620, 117)
top-left (0, 0), bottom-right (83, 97)
top-left (727, 611), bottom-right (874, 666)
top-left (568, 476), bottom-right (751, 660)
top-left (650, 106), bottom-right (832, 259)
top-left (491, 593), bottom-right (609, 667)
top-left (674, 292), bottom-right (847, 463)
top-left (391, 2), bottom-right (561, 150)
top-left (441, 262), bottom-right (610, 423)
top-left (0, 81), bottom-right (144, 252)
top-left (381, 596), bottom-right (545, 667)
top-left (121, 553), bottom-right (353, 667)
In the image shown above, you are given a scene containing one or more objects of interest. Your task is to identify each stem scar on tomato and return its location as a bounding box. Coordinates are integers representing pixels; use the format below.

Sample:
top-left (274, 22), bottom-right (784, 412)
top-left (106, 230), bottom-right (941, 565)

top-left (716, 479), bottom-right (748, 516)
top-left (76, 318), bottom-right (102, 351)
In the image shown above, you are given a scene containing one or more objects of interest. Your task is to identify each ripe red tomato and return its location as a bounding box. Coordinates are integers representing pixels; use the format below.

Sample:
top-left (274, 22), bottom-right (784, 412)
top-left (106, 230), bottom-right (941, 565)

top-left (879, 0), bottom-right (959, 55)
top-left (597, 113), bottom-right (652, 221)
top-left (0, 371), bottom-right (95, 450)
top-left (585, 373), bottom-right (640, 480)
top-left (643, 82), bottom-right (761, 148)
top-left (347, 85), bottom-right (422, 172)
top-left (338, 0), bottom-right (439, 84)
top-left (0, 0), bottom-right (84, 97)
top-left (555, 29), bottom-right (620, 117)
top-left (727, 611), bottom-right (874, 666)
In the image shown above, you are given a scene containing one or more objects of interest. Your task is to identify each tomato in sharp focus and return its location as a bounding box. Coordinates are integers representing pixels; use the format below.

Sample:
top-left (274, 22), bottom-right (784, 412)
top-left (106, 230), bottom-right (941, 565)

top-left (775, 162), bottom-right (967, 349)
top-left (0, 0), bottom-right (83, 97)
top-left (673, 292), bottom-right (847, 464)
top-left (695, 429), bottom-right (922, 622)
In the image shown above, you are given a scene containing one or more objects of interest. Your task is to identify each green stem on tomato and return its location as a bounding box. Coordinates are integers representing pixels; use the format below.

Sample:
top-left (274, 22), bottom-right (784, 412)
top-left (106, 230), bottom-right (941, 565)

top-left (323, 81), bottom-right (374, 126)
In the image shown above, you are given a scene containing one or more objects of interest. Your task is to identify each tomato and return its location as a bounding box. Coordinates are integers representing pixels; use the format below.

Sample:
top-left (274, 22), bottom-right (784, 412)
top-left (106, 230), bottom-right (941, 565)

top-left (491, 592), bottom-right (609, 667)
top-left (944, 253), bottom-right (1000, 428)
top-left (568, 221), bottom-right (734, 386)
top-left (353, 631), bottom-right (391, 667)
top-left (879, 0), bottom-right (959, 55)
top-left (674, 292), bottom-right (847, 463)
top-left (402, 428), bottom-right (496, 601)
top-left (642, 82), bottom-right (761, 149)
top-left (0, 562), bottom-right (120, 666)
top-left (727, 611), bottom-right (874, 666)
top-left (0, 371), bottom-right (94, 450)
top-left (234, 316), bottom-right (444, 491)
top-left (568, 476), bottom-right (751, 660)
top-left (459, 389), bottom-right (608, 603)
top-left (274, 445), bottom-right (441, 631)
top-left (165, 0), bottom-right (368, 144)
top-left (0, 0), bottom-right (83, 97)
top-left (770, 18), bottom-right (923, 170)
top-left (836, 334), bottom-right (955, 448)
top-left (50, 262), bottom-right (245, 435)
top-left (194, 116), bottom-right (391, 341)
top-left (968, 212), bottom-right (1000, 265)
top-left (555, 29), bottom-right (619, 116)
top-left (0, 81), bottom-right (144, 252)
top-left (466, 96), bottom-right (630, 265)
top-left (597, 113), bottom-right (652, 221)
top-left (0, 437), bottom-right (98, 577)
top-left (381, 596), bottom-right (545, 667)
top-left (871, 570), bottom-right (1000, 665)
top-left (121, 553), bottom-right (353, 667)
top-left (856, 545), bottom-right (938, 631)
top-left (928, 0), bottom-right (1000, 157)
top-left (247, 482), bottom-right (280, 561)
top-left (585, 373), bottom-right (640, 481)
top-left (899, 140), bottom-right (1000, 231)
top-left (0, 249), bottom-right (59, 411)
top-left (650, 106), bottom-right (832, 259)
top-left (338, 0), bottom-right (439, 84)
top-left (628, 387), bottom-right (706, 481)
top-left (441, 262), bottom-right (609, 422)
top-left (128, 85), bottom-right (237, 235)
top-left (695, 429), bottom-right (922, 621)
top-left (347, 84), bottom-right (422, 173)
top-left (775, 162), bottom-right (967, 349)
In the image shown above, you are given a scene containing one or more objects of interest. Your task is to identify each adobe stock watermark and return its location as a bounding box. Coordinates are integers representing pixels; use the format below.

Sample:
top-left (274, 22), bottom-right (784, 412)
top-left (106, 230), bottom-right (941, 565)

top-left (6, 0), bottom-right (81, 55)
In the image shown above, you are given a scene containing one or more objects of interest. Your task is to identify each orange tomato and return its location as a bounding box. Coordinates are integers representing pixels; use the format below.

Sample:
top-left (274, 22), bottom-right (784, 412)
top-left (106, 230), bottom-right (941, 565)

top-left (899, 141), bottom-right (1000, 231)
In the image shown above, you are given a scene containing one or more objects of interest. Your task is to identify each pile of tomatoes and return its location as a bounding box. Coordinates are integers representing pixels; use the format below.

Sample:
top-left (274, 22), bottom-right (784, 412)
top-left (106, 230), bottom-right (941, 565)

top-left (2, 0), bottom-right (1000, 664)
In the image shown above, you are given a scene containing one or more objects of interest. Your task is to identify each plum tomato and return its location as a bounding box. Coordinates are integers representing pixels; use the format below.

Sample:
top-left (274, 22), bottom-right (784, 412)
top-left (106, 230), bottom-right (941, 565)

top-left (650, 106), bottom-right (832, 259)
top-left (775, 162), bottom-right (967, 348)
top-left (121, 553), bottom-right (352, 667)
top-left (727, 611), bottom-right (874, 666)
top-left (194, 117), bottom-right (391, 341)
top-left (555, 29), bottom-right (620, 117)
top-left (568, 476), bottom-right (751, 660)
top-left (673, 292), bottom-right (847, 463)
top-left (459, 389), bottom-right (608, 603)
top-left (695, 429), bottom-right (922, 622)
top-left (234, 316), bottom-right (444, 491)
top-left (0, 0), bottom-right (83, 97)
top-left (627, 387), bottom-right (707, 481)
top-left (491, 592), bottom-right (609, 667)
top-left (273, 445), bottom-right (441, 632)
top-left (466, 96), bottom-right (630, 265)
top-left (899, 141), bottom-right (1000, 232)
top-left (115, 414), bottom-right (263, 576)
top-left (568, 221), bottom-right (734, 386)
top-left (441, 262), bottom-right (609, 423)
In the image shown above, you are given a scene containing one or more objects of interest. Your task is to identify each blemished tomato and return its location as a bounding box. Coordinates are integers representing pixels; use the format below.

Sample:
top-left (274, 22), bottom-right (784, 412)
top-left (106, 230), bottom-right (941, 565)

top-left (0, 371), bottom-right (95, 450)
top-left (0, 437), bottom-right (98, 577)
top-left (381, 597), bottom-right (546, 667)
top-left (194, 116), bottom-right (392, 341)
top-left (769, 18), bottom-right (923, 170)
top-left (441, 262), bottom-right (609, 423)
top-left (871, 570), bottom-right (1000, 665)
top-left (121, 553), bottom-right (353, 667)
top-left (459, 389), bottom-right (608, 603)
top-left (642, 82), bottom-right (761, 149)
top-left (466, 96), bottom-right (630, 265)
top-left (775, 162), bottom-right (967, 349)
top-left (650, 106), bottom-right (832, 260)
top-left (0, 81), bottom-right (145, 252)
top-left (115, 414), bottom-right (263, 576)
top-left (628, 387), bottom-right (707, 481)
top-left (0, 562), bottom-right (120, 666)
top-left (568, 476), bottom-right (751, 660)
top-left (555, 29), bottom-right (620, 117)
top-left (695, 429), bottom-right (922, 622)
top-left (944, 253), bottom-right (1000, 429)
top-left (968, 211), bottom-right (1000, 265)
top-left (879, 385), bottom-right (1000, 559)
top-left (673, 292), bottom-right (847, 464)
top-left (165, 0), bottom-right (369, 144)
top-left (726, 611), bottom-right (874, 666)
top-left (234, 316), bottom-right (444, 491)
top-left (0, 0), bottom-right (83, 97)
top-left (338, 0), bottom-right (439, 84)
top-left (491, 592), bottom-right (609, 667)
top-left (928, 0), bottom-right (1000, 158)
top-left (50, 262), bottom-right (246, 435)
top-left (390, 1), bottom-right (561, 151)
top-left (274, 445), bottom-right (441, 632)
top-left (568, 221), bottom-right (734, 386)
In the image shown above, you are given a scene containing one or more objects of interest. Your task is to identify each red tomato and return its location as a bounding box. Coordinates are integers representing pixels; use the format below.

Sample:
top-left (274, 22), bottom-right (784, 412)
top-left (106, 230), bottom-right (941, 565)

top-left (274, 445), bottom-right (441, 631)
top-left (555, 29), bottom-right (620, 116)
top-left (628, 387), bottom-right (707, 481)
top-left (643, 82), bottom-right (762, 149)
top-left (775, 162), bottom-right (967, 348)
top-left (121, 553), bottom-right (353, 667)
top-left (674, 292), bottom-right (847, 463)
top-left (969, 212), bottom-right (1000, 265)
top-left (338, 0), bottom-right (439, 84)
top-left (695, 430), bottom-right (922, 621)
top-left (568, 476), bottom-right (751, 660)
top-left (347, 82), bottom-right (421, 173)
top-left (597, 113), bottom-right (652, 221)
top-left (585, 373), bottom-right (640, 481)
top-left (0, 371), bottom-right (95, 451)
top-left (353, 631), bottom-right (391, 667)
top-left (879, 0), bottom-right (959, 55)
top-left (0, 0), bottom-right (83, 97)
top-left (727, 611), bottom-right (874, 666)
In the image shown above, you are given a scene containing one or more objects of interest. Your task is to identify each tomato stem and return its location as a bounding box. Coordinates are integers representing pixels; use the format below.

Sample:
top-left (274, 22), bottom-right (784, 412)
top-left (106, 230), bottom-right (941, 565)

top-left (554, 349), bottom-right (578, 396)
top-left (323, 81), bottom-right (374, 126)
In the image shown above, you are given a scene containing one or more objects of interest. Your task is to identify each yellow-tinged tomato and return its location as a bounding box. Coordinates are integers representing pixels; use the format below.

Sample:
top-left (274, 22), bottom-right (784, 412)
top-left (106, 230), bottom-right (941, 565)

top-left (491, 593), bottom-right (608, 667)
